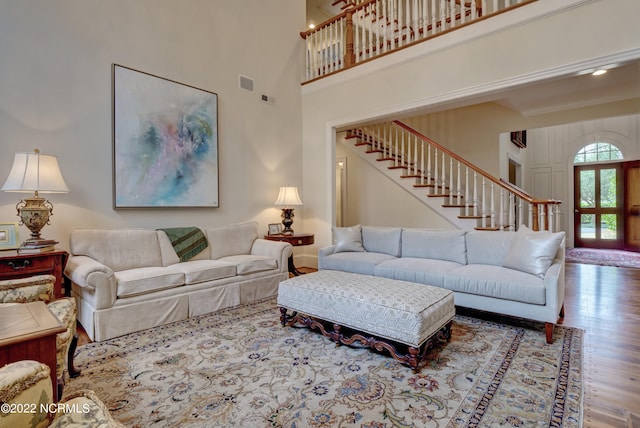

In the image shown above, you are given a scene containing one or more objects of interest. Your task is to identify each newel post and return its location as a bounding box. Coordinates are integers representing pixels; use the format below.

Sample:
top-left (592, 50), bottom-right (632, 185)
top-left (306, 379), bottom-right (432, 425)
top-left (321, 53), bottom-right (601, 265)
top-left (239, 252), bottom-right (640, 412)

top-left (344, 7), bottom-right (356, 68)
top-left (531, 203), bottom-right (540, 231)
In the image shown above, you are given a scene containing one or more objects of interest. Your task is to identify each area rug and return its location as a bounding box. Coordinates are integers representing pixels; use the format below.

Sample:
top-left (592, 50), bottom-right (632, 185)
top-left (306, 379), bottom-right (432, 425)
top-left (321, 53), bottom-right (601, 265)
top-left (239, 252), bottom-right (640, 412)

top-left (64, 299), bottom-right (583, 427)
top-left (565, 247), bottom-right (640, 268)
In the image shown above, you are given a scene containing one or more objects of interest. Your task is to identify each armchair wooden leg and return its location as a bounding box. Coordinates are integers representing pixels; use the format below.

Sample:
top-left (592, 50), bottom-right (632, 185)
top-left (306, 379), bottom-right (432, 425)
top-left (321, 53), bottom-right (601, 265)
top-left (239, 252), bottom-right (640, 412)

top-left (68, 334), bottom-right (81, 378)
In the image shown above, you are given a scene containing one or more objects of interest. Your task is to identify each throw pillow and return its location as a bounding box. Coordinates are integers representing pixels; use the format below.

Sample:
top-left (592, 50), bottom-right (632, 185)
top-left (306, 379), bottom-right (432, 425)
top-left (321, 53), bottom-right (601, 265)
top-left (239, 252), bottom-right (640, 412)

top-left (362, 226), bottom-right (402, 256)
top-left (332, 225), bottom-right (365, 253)
top-left (502, 228), bottom-right (564, 278)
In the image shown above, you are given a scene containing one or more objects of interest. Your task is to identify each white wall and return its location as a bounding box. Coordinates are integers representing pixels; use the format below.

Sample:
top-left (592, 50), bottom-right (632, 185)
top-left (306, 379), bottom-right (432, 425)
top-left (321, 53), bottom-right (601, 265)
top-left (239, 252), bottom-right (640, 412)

top-left (302, 0), bottom-right (640, 266)
top-left (336, 140), bottom-right (453, 229)
top-left (0, 0), bottom-right (305, 250)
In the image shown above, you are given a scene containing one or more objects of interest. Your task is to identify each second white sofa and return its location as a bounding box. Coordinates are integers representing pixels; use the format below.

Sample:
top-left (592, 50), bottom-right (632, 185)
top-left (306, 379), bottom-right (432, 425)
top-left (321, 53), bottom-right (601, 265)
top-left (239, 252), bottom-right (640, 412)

top-left (65, 222), bottom-right (291, 341)
top-left (318, 225), bottom-right (566, 343)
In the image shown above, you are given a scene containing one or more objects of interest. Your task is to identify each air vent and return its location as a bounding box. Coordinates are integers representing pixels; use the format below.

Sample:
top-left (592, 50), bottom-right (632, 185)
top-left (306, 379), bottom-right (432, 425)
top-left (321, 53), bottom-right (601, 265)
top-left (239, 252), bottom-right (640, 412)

top-left (239, 75), bottom-right (254, 91)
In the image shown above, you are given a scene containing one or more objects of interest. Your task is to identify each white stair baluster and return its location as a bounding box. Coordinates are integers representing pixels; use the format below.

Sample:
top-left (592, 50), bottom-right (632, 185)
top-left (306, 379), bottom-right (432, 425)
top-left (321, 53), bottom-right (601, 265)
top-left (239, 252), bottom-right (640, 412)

top-left (441, 150), bottom-right (446, 195)
top-left (401, 129), bottom-right (405, 167)
top-left (456, 161), bottom-right (461, 205)
top-left (481, 177), bottom-right (487, 228)
top-left (449, 0), bottom-right (455, 29)
top-left (434, 148), bottom-right (439, 193)
top-left (420, 139), bottom-right (425, 185)
top-left (413, 135), bottom-right (419, 176)
top-left (394, 125), bottom-right (399, 167)
top-left (464, 166), bottom-right (470, 216)
top-left (422, 0), bottom-right (428, 38)
top-left (473, 171), bottom-right (478, 218)
top-left (427, 144), bottom-right (432, 187)
top-left (508, 192), bottom-right (514, 230)
top-left (499, 187), bottom-right (504, 230)
top-left (490, 182), bottom-right (496, 229)
top-left (448, 157), bottom-right (454, 205)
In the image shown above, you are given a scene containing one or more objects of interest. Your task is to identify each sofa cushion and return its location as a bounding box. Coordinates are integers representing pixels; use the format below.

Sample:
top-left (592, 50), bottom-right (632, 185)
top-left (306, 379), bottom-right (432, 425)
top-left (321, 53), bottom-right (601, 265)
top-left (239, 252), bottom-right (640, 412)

top-left (374, 257), bottom-right (461, 288)
top-left (320, 252), bottom-right (396, 275)
top-left (206, 222), bottom-right (258, 259)
top-left (115, 266), bottom-right (185, 298)
top-left (502, 229), bottom-right (564, 278)
top-left (362, 226), bottom-right (402, 257)
top-left (332, 225), bottom-right (365, 253)
top-left (445, 265), bottom-right (546, 305)
top-left (169, 260), bottom-right (236, 285)
top-left (465, 230), bottom-right (516, 266)
top-left (401, 229), bottom-right (467, 264)
top-left (70, 229), bottom-right (163, 271)
top-left (219, 255), bottom-right (278, 275)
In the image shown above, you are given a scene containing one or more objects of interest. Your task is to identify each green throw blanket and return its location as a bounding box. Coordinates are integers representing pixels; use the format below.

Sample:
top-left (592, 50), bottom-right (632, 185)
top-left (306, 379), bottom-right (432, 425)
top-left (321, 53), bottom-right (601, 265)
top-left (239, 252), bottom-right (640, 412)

top-left (158, 227), bottom-right (208, 262)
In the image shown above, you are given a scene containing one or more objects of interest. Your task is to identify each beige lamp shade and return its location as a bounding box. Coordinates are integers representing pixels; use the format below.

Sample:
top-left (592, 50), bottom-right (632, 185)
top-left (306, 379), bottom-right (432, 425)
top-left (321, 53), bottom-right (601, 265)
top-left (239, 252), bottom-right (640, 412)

top-left (2, 149), bottom-right (69, 244)
top-left (2, 150), bottom-right (69, 193)
top-left (274, 186), bottom-right (303, 207)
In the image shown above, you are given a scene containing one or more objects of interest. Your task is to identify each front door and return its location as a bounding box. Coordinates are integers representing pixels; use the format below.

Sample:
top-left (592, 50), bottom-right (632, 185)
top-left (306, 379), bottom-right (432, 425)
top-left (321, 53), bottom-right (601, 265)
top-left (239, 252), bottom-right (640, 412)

top-left (623, 160), bottom-right (640, 252)
top-left (574, 163), bottom-right (623, 249)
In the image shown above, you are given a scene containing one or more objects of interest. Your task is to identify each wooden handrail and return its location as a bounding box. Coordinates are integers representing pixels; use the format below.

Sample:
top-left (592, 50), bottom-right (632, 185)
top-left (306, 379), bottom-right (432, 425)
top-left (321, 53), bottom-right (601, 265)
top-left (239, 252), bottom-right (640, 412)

top-left (394, 120), bottom-right (561, 208)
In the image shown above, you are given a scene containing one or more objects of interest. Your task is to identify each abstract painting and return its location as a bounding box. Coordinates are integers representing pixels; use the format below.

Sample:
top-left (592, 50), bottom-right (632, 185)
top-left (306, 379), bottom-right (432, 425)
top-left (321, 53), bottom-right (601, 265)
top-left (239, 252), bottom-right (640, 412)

top-left (113, 64), bottom-right (218, 208)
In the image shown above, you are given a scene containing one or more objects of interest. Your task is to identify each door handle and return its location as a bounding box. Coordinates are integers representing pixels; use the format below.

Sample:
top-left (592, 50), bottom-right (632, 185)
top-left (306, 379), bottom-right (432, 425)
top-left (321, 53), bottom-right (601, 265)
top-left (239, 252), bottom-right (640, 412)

top-left (574, 209), bottom-right (579, 213)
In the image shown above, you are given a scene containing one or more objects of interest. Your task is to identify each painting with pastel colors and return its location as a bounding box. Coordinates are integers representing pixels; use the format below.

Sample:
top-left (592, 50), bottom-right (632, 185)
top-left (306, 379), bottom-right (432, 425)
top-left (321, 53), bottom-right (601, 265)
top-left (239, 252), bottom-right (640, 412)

top-left (113, 64), bottom-right (218, 208)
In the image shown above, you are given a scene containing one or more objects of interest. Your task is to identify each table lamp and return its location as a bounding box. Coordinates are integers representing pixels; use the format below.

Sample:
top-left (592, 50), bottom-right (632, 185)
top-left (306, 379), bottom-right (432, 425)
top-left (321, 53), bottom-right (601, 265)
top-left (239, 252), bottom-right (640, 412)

top-left (274, 186), bottom-right (303, 235)
top-left (2, 149), bottom-right (69, 244)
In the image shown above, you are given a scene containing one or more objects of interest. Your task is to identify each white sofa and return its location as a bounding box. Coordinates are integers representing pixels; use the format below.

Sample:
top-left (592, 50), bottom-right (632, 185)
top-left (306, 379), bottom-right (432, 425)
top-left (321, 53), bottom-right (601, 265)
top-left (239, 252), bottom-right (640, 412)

top-left (65, 222), bottom-right (292, 341)
top-left (318, 225), bottom-right (565, 343)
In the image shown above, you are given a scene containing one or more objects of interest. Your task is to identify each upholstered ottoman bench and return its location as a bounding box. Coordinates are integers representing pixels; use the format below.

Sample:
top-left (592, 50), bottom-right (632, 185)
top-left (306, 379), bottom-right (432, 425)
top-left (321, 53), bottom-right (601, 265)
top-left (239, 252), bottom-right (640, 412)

top-left (277, 270), bottom-right (455, 371)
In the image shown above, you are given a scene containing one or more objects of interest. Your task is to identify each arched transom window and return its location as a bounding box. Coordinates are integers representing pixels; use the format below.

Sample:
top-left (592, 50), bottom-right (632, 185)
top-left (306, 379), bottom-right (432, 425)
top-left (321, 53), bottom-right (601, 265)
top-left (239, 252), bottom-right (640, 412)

top-left (574, 142), bottom-right (623, 164)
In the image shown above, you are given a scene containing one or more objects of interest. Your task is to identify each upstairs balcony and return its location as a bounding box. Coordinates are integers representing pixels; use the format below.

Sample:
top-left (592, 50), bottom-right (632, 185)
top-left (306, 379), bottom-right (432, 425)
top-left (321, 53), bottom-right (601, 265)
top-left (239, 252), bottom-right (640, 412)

top-left (301, 0), bottom-right (536, 83)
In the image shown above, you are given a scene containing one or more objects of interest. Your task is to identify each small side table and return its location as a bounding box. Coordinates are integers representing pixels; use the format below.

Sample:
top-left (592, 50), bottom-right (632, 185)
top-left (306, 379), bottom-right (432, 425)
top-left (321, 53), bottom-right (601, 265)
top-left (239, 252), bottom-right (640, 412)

top-left (264, 233), bottom-right (314, 276)
top-left (0, 249), bottom-right (69, 298)
top-left (0, 301), bottom-right (66, 402)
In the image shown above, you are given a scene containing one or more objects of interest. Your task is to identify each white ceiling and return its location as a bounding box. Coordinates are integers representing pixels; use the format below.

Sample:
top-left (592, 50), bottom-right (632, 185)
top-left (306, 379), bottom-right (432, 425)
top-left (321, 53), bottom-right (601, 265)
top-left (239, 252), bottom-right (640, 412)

top-left (490, 60), bottom-right (640, 117)
top-left (305, 0), bottom-right (640, 118)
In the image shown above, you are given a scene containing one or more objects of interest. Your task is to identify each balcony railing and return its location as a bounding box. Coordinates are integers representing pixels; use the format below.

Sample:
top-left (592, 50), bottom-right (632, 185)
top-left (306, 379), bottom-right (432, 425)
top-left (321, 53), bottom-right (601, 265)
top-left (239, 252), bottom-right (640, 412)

top-left (301, 0), bottom-right (536, 83)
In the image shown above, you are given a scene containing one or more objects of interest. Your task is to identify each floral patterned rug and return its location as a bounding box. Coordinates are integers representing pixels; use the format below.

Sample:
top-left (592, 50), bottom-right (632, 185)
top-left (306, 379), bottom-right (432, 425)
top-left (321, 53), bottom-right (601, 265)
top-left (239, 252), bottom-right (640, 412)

top-left (65, 299), bottom-right (583, 427)
top-left (565, 247), bottom-right (640, 268)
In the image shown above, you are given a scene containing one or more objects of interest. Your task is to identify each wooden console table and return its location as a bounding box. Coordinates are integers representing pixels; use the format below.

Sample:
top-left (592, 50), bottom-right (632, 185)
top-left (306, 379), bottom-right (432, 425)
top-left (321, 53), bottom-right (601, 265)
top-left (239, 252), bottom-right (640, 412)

top-left (0, 249), bottom-right (68, 298)
top-left (0, 301), bottom-right (66, 402)
top-left (264, 233), bottom-right (314, 276)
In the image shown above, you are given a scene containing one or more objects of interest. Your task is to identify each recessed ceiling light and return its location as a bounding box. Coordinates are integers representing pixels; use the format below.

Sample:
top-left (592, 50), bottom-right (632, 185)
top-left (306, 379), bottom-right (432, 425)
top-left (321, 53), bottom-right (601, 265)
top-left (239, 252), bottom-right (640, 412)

top-left (592, 69), bottom-right (607, 76)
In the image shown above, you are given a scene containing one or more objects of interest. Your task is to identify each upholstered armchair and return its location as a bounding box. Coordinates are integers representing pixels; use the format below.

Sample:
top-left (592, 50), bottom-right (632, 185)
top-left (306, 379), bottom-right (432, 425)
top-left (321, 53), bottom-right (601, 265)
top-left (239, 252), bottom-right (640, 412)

top-left (0, 360), bottom-right (124, 427)
top-left (0, 275), bottom-right (80, 398)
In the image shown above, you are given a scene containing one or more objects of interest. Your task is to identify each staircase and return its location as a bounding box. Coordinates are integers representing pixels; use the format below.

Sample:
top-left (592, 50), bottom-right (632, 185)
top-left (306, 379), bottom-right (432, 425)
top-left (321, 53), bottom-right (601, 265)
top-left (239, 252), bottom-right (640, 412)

top-left (343, 120), bottom-right (561, 232)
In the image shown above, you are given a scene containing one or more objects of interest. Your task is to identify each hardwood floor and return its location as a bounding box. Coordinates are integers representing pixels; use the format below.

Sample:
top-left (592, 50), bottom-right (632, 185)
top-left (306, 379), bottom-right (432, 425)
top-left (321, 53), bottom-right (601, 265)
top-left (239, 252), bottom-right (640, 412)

top-left (74, 263), bottom-right (640, 427)
top-left (562, 263), bottom-right (640, 428)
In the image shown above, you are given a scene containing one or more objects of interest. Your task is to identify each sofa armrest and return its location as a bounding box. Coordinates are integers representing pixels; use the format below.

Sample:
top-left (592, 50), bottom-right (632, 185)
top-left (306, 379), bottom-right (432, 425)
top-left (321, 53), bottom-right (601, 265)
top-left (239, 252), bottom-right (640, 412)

top-left (544, 260), bottom-right (565, 317)
top-left (64, 256), bottom-right (117, 310)
top-left (317, 245), bottom-right (336, 270)
top-left (251, 238), bottom-right (293, 273)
